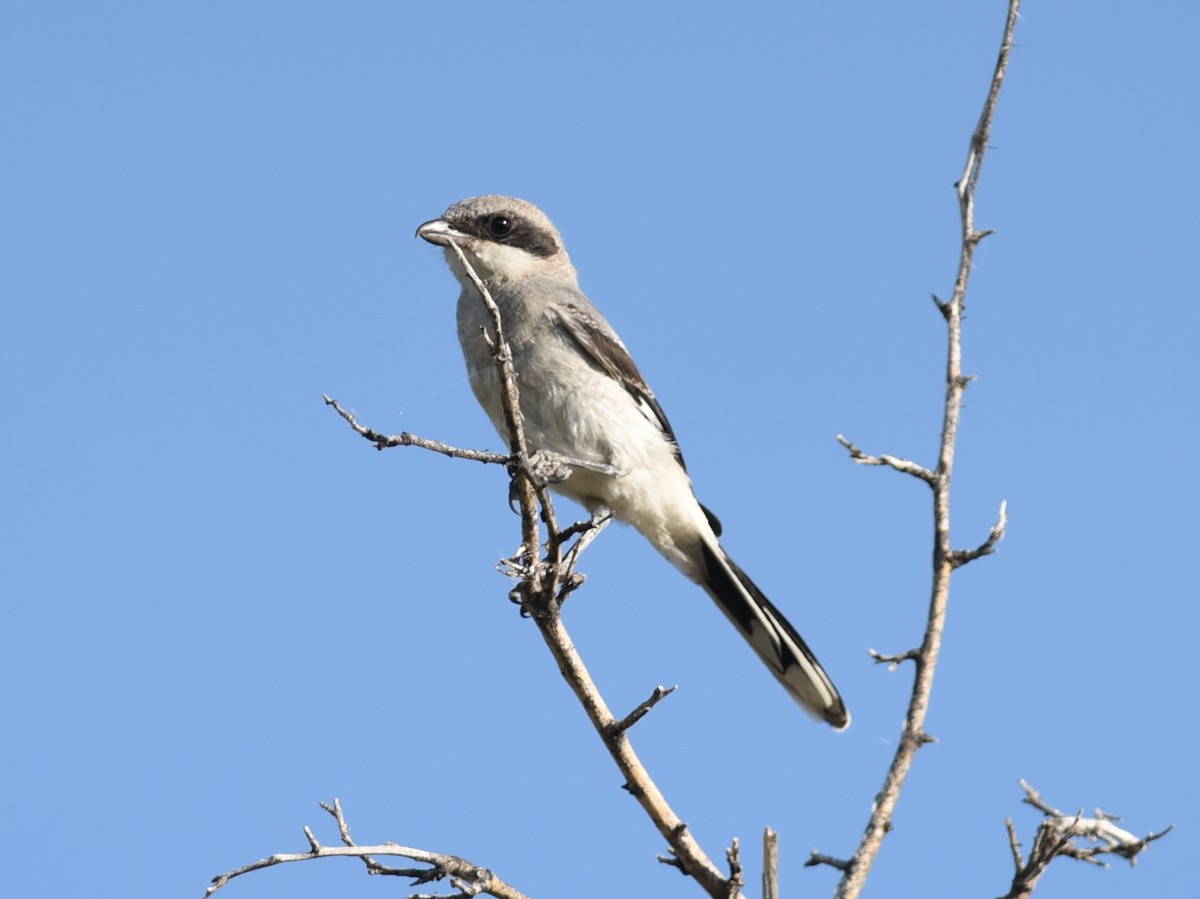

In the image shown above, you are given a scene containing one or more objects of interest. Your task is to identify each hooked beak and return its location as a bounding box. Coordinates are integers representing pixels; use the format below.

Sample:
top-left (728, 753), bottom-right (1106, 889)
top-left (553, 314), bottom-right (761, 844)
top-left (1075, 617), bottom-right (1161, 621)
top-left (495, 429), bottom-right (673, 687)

top-left (415, 218), bottom-right (466, 247)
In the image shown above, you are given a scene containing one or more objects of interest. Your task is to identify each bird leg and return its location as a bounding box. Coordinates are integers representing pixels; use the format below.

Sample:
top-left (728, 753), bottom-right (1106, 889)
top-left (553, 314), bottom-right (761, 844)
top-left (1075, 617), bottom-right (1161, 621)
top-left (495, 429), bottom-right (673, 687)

top-left (508, 451), bottom-right (627, 514)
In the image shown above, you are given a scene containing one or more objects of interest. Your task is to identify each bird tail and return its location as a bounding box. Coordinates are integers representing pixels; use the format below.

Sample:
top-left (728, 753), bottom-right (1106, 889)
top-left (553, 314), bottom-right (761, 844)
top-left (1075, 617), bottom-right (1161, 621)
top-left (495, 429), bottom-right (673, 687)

top-left (698, 540), bottom-right (849, 729)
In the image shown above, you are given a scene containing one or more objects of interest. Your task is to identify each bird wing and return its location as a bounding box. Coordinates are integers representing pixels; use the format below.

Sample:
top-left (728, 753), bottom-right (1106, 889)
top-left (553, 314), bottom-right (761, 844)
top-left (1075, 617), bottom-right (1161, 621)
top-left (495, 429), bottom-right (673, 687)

top-left (551, 295), bottom-right (723, 536)
top-left (553, 299), bottom-right (679, 450)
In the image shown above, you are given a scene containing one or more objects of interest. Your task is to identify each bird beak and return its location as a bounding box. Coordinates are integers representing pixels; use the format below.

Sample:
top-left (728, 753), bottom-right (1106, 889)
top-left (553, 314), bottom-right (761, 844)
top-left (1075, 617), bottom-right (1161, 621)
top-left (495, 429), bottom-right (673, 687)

top-left (416, 218), bottom-right (465, 247)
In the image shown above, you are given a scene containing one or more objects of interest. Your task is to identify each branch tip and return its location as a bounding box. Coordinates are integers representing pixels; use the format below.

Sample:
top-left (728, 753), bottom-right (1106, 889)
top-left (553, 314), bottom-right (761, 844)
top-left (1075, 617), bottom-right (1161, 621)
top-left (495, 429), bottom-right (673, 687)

top-left (303, 826), bottom-right (320, 853)
top-left (657, 852), bottom-right (687, 872)
top-left (1005, 817), bottom-right (1025, 871)
top-left (613, 685), bottom-right (678, 735)
top-left (835, 435), bottom-right (935, 484)
top-left (949, 499), bottom-right (1008, 568)
top-left (726, 838), bottom-right (744, 893)
top-left (868, 648), bottom-right (920, 670)
top-left (805, 850), bottom-right (850, 872)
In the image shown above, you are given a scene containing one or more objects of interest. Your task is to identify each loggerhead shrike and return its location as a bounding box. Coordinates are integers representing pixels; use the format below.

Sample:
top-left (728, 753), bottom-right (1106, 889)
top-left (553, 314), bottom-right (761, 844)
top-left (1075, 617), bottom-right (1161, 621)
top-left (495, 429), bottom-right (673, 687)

top-left (417, 195), bottom-right (848, 729)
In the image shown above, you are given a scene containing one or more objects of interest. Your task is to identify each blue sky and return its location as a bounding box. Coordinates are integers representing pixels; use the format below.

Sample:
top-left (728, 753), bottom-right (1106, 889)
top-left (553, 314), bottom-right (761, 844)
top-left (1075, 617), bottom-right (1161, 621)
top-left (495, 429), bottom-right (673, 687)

top-left (3, 3), bottom-right (1194, 897)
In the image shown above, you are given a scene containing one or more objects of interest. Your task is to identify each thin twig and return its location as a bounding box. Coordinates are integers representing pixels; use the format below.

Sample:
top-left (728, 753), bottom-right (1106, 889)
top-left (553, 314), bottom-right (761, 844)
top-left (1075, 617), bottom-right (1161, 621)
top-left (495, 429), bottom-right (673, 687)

top-left (556, 510), bottom-right (614, 600)
top-left (725, 838), bottom-right (744, 899)
top-left (805, 850), bottom-right (850, 872)
top-left (949, 499), bottom-right (1008, 567)
top-left (204, 799), bottom-right (530, 899)
top-left (867, 648), bottom-right (920, 670)
top-left (1005, 816), bottom-right (1025, 872)
top-left (835, 435), bottom-right (935, 484)
top-left (612, 684), bottom-right (678, 735)
top-left (324, 394), bottom-right (511, 464)
top-left (833, 4), bottom-right (1021, 897)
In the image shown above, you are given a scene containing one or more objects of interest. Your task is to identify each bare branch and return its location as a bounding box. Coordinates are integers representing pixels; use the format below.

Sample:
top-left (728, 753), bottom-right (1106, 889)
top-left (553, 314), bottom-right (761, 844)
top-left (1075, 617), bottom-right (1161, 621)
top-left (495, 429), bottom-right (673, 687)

top-left (762, 828), bottom-right (779, 899)
top-left (521, 555), bottom-right (739, 897)
top-left (835, 434), bottom-right (935, 484)
top-left (949, 499), bottom-right (1008, 567)
top-left (998, 782), bottom-right (1173, 898)
top-left (832, 4), bottom-right (1021, 897)
top-left (612, 684), bottom-right (678, 735)
top-left (868, 648), bottom-right (920, 670)
top-left (324, 394), bottom-right (511, 464)
top-left (657, 850), bottom-right (687, 872)
top-left (556, 510), bottom-right (615, 599)
top-left (205, 799), bottom-right (529, 899)
top-left (1005, 817), bottom-right (1024, 872)
top-left (805, 850), bottom-right (850, 872)
top-left (725, 838), bottom-right (744, 899)
top-left (303, 825), bottom-right (320, 853)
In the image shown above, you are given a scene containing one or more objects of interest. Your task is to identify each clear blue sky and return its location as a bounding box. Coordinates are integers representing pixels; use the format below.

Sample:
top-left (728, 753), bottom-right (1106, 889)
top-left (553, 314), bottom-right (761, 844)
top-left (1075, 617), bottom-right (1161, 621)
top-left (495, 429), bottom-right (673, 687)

top-left (3, 3), bottom-right (1194, 897)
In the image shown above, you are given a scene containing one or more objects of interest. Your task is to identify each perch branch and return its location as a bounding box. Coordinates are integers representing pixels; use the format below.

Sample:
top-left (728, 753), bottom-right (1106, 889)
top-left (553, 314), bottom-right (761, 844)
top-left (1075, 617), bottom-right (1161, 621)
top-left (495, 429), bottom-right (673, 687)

top-left (447, 244), bottom-right (741, 898)
top-left (443, 241), bottom-right (543, 580)
top-left (319, 246), bottom-right (741, 896)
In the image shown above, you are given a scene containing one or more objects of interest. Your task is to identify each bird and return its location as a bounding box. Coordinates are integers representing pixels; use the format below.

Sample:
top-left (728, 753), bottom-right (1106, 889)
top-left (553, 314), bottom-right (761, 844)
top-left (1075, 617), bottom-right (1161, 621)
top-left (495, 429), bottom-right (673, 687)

top-left (416, 195), bottom-right (848, 729)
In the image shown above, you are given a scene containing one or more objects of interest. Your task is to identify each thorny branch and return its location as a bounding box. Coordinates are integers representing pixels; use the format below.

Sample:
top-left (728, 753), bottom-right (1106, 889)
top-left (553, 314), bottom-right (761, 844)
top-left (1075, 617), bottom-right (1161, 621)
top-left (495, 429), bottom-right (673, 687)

top-left (324, 243), bottom-right (742, 899)
top-left (205, 799), bottom-right (530, 899)
top-left (816, 3), bottom-right (1021, 897)
top-left (998, 781), bottom-right (1173, 899)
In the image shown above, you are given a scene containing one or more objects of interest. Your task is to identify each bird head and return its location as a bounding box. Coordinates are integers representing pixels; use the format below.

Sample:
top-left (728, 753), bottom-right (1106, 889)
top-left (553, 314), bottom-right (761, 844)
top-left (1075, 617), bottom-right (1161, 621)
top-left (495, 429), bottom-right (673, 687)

top-left (417, 195), bottom-right (578, 289)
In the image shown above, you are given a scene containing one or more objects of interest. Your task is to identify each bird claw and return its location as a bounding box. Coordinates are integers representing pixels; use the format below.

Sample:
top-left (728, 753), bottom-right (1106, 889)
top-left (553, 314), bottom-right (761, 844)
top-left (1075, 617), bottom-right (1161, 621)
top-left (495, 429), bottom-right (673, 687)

top-left (507, 452), bottom-right (626, 507)
top-left (507, 452), bottom-right (574, 512)
top-left (527, 450), bottom-right (575, 484)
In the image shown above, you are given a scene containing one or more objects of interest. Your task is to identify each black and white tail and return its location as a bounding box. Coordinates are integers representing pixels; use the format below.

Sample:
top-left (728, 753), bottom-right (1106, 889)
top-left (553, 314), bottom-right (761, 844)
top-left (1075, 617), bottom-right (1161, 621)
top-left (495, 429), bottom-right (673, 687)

top-left (699, 541), bottom-right (849, 729)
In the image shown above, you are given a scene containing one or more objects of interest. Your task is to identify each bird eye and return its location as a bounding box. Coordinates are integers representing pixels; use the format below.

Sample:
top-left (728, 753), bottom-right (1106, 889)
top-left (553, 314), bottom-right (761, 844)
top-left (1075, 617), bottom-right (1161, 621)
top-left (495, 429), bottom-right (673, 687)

top-left (488, 215), bottom-right (513, 237)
